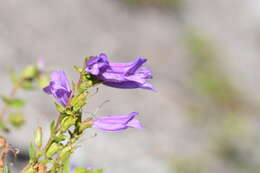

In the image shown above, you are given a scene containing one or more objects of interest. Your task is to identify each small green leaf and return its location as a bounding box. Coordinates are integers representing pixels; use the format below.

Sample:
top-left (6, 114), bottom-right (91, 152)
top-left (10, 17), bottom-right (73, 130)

top-left (72, 168), bottom-right (103, 173)
top-left (21, 65), bottom-right (39, 79)
top-left (60, 116), bottom-right (76, 132)
top-left (73, 66), bottom-right (83, 73)
top-left (50, 120), bottom-right (56, 134)
top-left (8, 112), bottom-right (25, 128)
top-left (52, 135), bottom-right (67, 142)
top-left (36, 74), bottom-right (50, 89)
top-left (35, 127), bottom-right (42, 148)
top-left (63, 158), bottom-right (70, 173)
top-left (6, 164), bottom-right (11, 173)
top-left (21, 80), bottom-right (34, 90)
top-left (29, 143), bottom-right (36, 160)
top-left (72, 168), bottom-right (86, 173)
top-left (59, 146), bottom-right (76, 162)
top-left (46, 143), bottom-right (63, 158)
top-left (70, 93), bottom-right (87, 111)
top-left (0, 120), bottom-right (9, 132)
top-left (24, 167), bottom-right (35, 173)
top-left (55, 103), bottom-right (65, 113)
top-left (1, 97), bottom-right (25, 108)
top-left (71, 81), bottom-right (76, 91)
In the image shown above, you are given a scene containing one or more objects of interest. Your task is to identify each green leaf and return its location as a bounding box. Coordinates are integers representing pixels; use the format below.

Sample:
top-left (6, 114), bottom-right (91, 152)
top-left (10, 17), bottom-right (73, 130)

top-left (72, 168), bottom-right (86, 173)
top-left (70, 93), bottom-right (87, 111)
top-left (50, 120), bottom-right (56, 134)
top-left (8, 113), bottom-right (25, 128)
top-left (63, 158), bottom-right (70, 173)
top-left (29, 143), bottom-right (36, 161)
top-left (21, 65), bottom-right (39, 79)
top-left (73, 66), bottom-right (83, 73)
top-left (21, 80), bottom-right (34, 90)
top-left (1, 97), bottom-right (25, 108)
top-left (72, 168), bottom-right (103, 173)
top-left (35, 127), bottom-right (42, 148)
top-left (52, 134), bottom-right (67, 142)
top-left (0, 120), bottom-right (9, 132)
top-left (46, 143), bottom-right (62, 158)
top-left (6, 164), bottom-right (11, 173)
top-left (71, 81), bottom-right (76, 91)
top-left (55, 103), bottom-right (65, 113)
top-left (60, 116), bottom-right (76, 132)
top-left (23, 167), bottom-right (35, 173)
top-left (59, 146), bottom-right (76, 162)
top-left (36, 74), bottom-right (50, 89)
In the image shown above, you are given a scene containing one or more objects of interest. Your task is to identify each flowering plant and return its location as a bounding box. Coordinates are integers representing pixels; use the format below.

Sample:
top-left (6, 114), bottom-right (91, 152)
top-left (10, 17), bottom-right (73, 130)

top-left (0, 53), bottom-right (153, 173)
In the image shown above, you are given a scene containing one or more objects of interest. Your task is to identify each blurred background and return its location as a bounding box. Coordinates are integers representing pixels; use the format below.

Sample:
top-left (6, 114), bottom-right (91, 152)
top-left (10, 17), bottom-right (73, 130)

top-left (0, 0), bottom-right (260, 173)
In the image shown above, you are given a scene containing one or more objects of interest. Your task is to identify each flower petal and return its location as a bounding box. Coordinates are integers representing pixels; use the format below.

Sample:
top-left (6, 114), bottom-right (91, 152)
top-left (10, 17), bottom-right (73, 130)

top-left (126, 57), bottom-right (147, 75)
top-left (50, 70), bottom-right (71, 91)
top-left (43, 70), bottom-right (72, 107)
top-left (127, 119), bottom-right (143, 129)
top-left (43, 81), bottom-right (54, 94)
top-left (92, 112), bottom-right (141, 132)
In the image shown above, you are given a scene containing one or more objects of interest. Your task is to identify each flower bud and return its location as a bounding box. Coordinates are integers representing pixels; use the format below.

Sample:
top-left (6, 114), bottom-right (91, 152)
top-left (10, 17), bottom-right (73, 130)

top-left (60, 116), bottom-right (76, 132)
top-left (46, 143), bottom-right (62, 158)
top-left (35, 127), bottom-right (42, 148)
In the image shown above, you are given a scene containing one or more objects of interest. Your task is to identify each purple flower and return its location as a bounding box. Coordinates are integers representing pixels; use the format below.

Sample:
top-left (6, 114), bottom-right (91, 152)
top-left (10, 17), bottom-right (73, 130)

top-left (86, 53), bottom-right (154, 91)
top-left (43, 70), bottom-right (72, 107)
top-left (92, 112), bottom-right (143, 132)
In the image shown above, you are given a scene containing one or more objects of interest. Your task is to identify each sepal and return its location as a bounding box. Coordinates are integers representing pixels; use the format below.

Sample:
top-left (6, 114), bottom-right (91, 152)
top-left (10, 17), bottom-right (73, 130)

top-left (60, 116), bottom-right (77, 132)
top-left (46, 143), bottom-right (63, 158)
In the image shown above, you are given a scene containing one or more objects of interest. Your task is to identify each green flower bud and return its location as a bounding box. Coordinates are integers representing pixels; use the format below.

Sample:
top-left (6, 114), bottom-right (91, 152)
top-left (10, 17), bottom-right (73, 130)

top-left (46, 143), bottom-right (62, 158)
top-left (35, 127), bottom-right (42, 148)
top-left (60, 116), bottom-right (76, 132)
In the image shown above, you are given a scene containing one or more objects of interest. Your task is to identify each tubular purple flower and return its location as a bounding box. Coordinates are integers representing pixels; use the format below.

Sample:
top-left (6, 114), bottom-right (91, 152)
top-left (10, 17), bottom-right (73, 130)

top-left (86, 53), bottom-right (154, 91)
top-left (92, 112), bottom-right (143, 132)
top-left (43, 70), bottom-right (72, 107)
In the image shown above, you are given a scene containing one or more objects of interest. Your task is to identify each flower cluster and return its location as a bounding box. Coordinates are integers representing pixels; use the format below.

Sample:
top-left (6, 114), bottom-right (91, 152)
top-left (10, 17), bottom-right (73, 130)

top-left (43, 53), bottom-right (154, 132)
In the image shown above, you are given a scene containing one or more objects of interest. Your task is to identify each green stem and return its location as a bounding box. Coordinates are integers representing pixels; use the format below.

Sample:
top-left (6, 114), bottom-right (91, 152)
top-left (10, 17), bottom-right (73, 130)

top-left (21, 58), bottom-right (92, 172)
